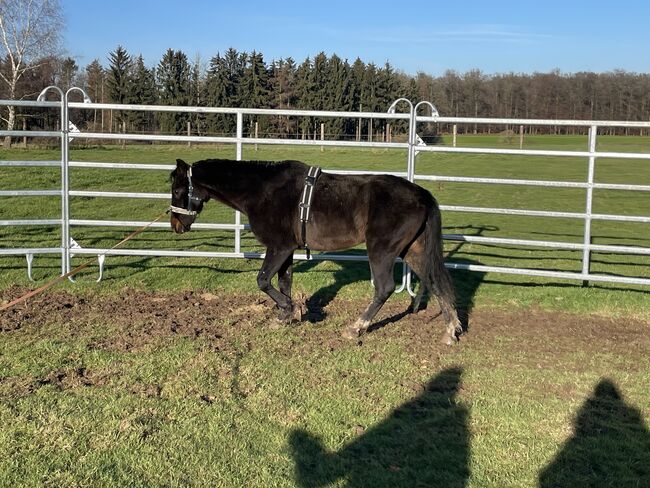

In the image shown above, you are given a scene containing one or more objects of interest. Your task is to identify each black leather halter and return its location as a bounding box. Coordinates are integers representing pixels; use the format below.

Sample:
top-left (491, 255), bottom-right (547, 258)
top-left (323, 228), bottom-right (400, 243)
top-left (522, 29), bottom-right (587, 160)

top-left (169, 166), bottom-right (202, 216)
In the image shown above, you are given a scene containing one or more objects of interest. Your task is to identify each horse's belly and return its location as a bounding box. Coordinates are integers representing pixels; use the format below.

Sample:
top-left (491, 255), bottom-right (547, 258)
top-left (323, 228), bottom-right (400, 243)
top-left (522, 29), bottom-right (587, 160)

top-left (307, 220), bottom-right (365, 251)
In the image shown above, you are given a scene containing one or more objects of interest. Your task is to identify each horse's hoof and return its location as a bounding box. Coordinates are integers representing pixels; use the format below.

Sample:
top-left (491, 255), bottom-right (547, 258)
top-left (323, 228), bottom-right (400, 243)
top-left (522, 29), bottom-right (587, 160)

top-left (292, 304), bottom-right (304, 322)
top-left (276, 306), bottom-right (295, 324)
top-left (342, 327), bottom-right (361, 340)
top-left (441, 333), bottom-right (458, 346)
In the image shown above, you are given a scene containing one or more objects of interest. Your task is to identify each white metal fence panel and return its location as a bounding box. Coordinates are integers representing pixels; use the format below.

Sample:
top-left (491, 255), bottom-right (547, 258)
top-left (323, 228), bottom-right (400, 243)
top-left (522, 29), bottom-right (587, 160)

top-left (1, 87), bottom-right (650, 289)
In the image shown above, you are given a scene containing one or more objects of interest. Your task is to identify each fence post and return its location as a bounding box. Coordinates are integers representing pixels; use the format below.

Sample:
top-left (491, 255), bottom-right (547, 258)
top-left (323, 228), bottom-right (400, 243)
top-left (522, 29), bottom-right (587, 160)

top-left (320, 123), bottom-right (324, 152)
top-left (519, 125), bottom-right (524, 149)
top-left (387, 97), bottom-right (416, 295)
top-left (61, 94), bottom-right (70, 276)
top-left (453, 124), bottom-right (457, 147)
top-left (187, 121), bottom-right (191, 147)
top-left (235, 112), bottom-right (243, 254)
top-left (582, 125), bottom-right (597, 286)
top-left (254, 121), bottom-right (258, 151)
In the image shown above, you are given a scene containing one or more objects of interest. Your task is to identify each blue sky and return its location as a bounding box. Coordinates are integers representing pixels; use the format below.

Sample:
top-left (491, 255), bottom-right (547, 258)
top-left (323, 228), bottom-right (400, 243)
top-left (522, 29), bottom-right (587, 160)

top-left (64, 0), bottom-right (650, 75)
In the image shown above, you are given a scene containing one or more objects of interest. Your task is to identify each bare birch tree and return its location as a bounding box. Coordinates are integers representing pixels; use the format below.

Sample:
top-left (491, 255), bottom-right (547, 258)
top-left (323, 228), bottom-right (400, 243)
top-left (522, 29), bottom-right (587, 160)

top-left (0, 0), bottom-right (63, 146)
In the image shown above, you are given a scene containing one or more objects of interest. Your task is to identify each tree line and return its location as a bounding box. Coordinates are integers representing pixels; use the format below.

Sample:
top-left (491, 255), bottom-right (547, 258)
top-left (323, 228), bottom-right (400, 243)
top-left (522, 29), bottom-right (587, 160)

top-left (4, 46), bottom-right (650, 140)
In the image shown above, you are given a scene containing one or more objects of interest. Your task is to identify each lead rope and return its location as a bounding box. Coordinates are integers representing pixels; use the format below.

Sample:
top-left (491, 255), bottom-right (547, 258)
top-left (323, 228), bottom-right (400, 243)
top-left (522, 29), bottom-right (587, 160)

top-left (0, 210), bottom-right (168, 312)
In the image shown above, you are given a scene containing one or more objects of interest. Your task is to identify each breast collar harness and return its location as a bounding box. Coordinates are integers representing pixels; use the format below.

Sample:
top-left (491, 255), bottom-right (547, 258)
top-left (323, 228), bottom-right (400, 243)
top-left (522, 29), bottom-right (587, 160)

top-left (299, 166), bottom-right (322, 259)
top-left (169, 166), bottom-right (202, 216)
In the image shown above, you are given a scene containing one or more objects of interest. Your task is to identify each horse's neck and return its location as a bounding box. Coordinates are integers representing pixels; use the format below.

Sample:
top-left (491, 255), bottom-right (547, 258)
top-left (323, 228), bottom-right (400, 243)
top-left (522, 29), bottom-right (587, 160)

top-left (197, 162), bottom-right (270, 213)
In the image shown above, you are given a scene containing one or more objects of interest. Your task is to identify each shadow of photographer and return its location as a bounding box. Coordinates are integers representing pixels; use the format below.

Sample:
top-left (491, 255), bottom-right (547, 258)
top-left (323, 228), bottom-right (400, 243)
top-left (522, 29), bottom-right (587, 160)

top-left (289, 367), bottom-right (469, 487)
top-left (539, 379), bottom-right (650, 487)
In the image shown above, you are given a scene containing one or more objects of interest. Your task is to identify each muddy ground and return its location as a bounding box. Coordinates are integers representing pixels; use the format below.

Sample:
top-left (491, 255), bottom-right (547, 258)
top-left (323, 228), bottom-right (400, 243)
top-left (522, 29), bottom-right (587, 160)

top-left (1, 285), bottom-right (647, 362)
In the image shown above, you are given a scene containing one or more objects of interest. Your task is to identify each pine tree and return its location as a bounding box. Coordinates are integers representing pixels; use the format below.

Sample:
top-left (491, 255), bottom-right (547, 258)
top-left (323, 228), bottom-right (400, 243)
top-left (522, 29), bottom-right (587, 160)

top-left (324, 54), bottom-right (351, 137)
top-left (106, 45), bottom-right (133, 131)
top-left (58, 57), bottom-right (78, 91)
top-left (204, 52), bottom-right (230, 134)
top-left (156, 49), bottom-right (191, 134)
top-left (129, 55), bottom-right (157, 132)
top-left (241, 51), bottom-right (270, 134)
top-left (294, 57), bottom-right (315, 138)
top-left (223, 47), bottom-right (246, 107)
top-left (189, 54), bottom-right (205, 135)
top-left (84, 59), bottom-right (104, 130)
top-left (268, 57), bottom-right (297, 136)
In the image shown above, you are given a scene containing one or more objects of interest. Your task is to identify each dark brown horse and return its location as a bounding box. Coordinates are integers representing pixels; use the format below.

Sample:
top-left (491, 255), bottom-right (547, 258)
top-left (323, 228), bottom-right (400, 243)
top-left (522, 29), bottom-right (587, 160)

top-left (169, 158), bottom-right (461, 344)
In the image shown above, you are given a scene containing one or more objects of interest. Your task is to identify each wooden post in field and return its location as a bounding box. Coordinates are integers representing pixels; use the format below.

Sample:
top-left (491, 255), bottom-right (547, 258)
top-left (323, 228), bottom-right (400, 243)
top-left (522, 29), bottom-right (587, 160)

top-left (369, 118), bottom-right (373, 143)
top-left (121, 120), bottom-right (126, 149)
top-left (254, 122), bottom-right (259, 151)
top-left (387, 123), bottom-right (391, 143)
top-left (22, 118), bottom-right (27, 148)
top-left (519, 125), bottom-right (524, 149)
top-left (320, 123), bottom-right (324, 152)
top-left (187, 121), bottom-right (191, 148)
top-left (453, 124), bottom-right (457, 147)
top-left (358, 104), bottom-right (362, 142)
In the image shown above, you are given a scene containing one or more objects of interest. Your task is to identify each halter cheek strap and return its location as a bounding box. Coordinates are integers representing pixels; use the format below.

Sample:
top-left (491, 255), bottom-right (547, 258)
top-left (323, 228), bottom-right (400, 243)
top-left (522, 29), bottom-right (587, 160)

top-left (169, 166), bottom-right (201, 216)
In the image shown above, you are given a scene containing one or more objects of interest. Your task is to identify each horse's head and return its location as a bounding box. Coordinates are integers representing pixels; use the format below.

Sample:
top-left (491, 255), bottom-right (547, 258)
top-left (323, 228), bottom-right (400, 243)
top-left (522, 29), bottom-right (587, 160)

top-left (169, 159), bottom-right (209, 234)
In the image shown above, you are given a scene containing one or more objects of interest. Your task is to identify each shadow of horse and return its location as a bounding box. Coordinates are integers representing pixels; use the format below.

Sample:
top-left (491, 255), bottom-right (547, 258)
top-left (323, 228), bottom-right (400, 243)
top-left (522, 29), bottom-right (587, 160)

top-left (539, 379), bottom-right (650, 487)
top-left (289, 367), bottom-right (469, 487)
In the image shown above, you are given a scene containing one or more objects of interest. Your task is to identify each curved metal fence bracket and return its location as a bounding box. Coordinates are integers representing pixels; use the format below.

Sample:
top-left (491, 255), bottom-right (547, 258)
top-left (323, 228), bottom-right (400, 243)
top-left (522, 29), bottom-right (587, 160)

top-left (26, 253), bottom-right (35, 282)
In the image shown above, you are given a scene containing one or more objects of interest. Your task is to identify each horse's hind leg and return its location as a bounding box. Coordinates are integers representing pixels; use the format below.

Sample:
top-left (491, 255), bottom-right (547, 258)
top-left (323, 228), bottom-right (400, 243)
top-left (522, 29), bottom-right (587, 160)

top-left (278, 254), bottom-right (293, 299)
top-left (343, 253), bottom-right (396, 339)
top-left (257, 248), bottom-right (295, 322)
top-left (403, 236), bottom-right (428, 313)
top-left (405, 235), bottom-right (461, 345)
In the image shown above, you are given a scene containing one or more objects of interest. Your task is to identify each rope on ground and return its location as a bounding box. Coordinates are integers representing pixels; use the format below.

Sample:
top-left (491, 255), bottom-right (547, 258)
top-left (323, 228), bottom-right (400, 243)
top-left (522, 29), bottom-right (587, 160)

top-left (0, 210), bottom-right (169, 313)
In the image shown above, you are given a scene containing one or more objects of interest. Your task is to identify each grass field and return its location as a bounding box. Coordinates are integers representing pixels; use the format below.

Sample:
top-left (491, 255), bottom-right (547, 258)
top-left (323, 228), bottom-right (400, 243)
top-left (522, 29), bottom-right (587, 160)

top-left (1, 136), bottom-right (650, 486)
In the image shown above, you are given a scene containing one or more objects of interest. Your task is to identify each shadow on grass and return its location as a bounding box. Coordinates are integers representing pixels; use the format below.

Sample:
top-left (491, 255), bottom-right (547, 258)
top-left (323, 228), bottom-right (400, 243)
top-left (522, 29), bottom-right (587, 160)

top-left (295, 250), bottom-right (371, 323)
top-left (289, 367), bottom-right (469, 488)
top-left (539, 379), bottom-right (650, 487)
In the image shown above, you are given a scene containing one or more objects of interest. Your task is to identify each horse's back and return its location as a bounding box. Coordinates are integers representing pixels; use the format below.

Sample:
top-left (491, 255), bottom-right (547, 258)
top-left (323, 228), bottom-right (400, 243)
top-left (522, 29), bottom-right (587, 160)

top-left (305, 172), bottom-right (434, 251)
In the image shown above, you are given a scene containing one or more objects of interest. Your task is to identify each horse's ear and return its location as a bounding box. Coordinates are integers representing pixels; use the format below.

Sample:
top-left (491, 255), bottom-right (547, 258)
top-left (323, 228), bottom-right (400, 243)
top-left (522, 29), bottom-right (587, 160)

top-left (176, 159), bottom-right (189, 174)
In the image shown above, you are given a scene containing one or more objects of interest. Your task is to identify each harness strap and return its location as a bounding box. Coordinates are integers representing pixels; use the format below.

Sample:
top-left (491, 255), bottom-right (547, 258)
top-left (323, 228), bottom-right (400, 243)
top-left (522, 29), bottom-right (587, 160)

top-left (299, 166), bottom-right (322, 258)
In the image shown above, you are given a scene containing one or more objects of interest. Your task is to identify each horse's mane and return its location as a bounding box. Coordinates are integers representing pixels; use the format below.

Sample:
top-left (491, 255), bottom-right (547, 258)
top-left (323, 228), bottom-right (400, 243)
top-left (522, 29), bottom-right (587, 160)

top-left (194, 159), bottom-right (295, 171)
top-left (170, 159), bottom-right (297, 182)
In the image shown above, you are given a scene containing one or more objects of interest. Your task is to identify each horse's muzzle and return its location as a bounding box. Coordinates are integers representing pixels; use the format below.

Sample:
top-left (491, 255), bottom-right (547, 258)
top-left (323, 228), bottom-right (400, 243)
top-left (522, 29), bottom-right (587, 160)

top-left (170, 215), bottom-right (189, 234)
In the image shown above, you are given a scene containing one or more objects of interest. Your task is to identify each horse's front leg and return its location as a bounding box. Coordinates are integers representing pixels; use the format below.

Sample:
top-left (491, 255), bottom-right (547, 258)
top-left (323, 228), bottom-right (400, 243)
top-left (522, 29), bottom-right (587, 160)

top-left (278, 253), bottom-right (302, 321)
top-left (257, 248), bottom-right (296, 322)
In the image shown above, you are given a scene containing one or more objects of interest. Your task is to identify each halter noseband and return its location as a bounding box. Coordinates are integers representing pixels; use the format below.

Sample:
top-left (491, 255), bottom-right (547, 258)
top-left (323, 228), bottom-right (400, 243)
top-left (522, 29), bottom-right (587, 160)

top-left (169, 166), bottom-right (202, 216)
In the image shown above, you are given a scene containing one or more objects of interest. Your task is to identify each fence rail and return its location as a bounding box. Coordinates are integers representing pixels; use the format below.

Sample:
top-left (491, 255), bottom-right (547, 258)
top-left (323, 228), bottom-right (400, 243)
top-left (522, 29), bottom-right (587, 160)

top-left (1, 88), bottom-right (650, 289)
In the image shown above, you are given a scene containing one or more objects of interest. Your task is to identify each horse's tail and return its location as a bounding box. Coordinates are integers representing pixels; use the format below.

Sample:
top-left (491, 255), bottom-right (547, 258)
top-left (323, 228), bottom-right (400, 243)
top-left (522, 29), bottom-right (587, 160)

top-left (421, 200), bottom-right (457, 317)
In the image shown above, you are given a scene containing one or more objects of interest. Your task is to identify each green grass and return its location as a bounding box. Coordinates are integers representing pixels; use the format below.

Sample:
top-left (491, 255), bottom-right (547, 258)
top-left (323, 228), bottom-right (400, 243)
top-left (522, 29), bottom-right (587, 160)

top-left (0, 294), bottom-right (648, 487)
top-left (1, 137), bottom-right (650, 486)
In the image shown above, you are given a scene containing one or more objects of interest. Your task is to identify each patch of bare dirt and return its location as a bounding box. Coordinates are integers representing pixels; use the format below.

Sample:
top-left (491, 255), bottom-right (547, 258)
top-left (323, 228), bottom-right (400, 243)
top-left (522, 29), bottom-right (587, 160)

top-left (1, 285), bottom-right (649, 365)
